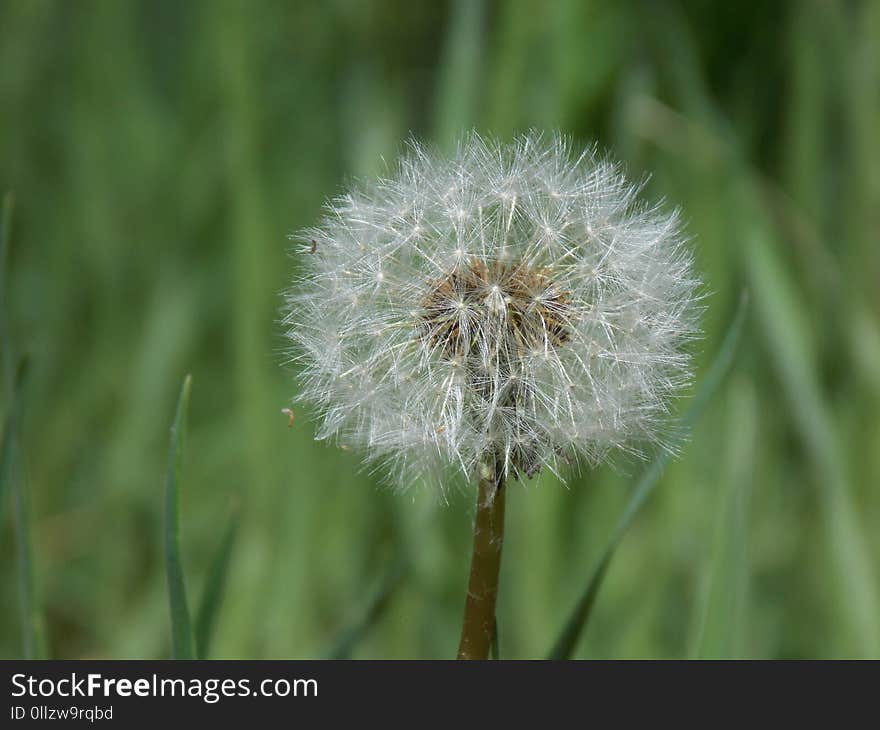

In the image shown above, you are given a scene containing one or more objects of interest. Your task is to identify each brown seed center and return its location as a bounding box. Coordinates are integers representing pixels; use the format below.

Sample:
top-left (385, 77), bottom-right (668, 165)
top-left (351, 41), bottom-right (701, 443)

top-left (420, 258), bottom-right (571, 362)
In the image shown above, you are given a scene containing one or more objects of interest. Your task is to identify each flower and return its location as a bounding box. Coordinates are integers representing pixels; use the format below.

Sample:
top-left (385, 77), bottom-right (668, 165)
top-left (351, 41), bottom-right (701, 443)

top-left (284, 132), bottom-right (701, 491)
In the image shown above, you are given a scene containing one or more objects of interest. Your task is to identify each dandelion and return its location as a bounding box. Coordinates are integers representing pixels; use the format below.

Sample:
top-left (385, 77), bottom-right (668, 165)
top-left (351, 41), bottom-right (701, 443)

top-left (283, 132), bottom-right (701, 658)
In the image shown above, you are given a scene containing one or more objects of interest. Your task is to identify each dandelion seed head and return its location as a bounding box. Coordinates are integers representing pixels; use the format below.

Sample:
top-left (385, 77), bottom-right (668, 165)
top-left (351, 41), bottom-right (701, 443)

top-left (283, 132), bottom-right (701, 492)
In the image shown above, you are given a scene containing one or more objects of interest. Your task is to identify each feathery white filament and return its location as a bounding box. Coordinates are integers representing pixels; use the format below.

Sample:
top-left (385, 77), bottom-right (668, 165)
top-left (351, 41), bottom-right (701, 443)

top-left (283, 132), bottom-right (701, 491)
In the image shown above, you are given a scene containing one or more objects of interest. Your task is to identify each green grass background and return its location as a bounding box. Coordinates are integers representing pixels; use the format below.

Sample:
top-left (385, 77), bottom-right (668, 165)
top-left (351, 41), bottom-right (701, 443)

top-left (2, 0), bottom-right (879, 659)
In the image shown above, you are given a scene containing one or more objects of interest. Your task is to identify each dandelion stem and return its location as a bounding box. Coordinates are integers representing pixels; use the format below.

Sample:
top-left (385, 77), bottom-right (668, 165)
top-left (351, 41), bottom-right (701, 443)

top-left (457, 460), bottom-right (506, 660)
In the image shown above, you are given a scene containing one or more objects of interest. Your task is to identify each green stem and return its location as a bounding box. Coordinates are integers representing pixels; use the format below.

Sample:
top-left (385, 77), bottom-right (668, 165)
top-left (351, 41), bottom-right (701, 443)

top-left (457, 461), bottom-right (506, 660)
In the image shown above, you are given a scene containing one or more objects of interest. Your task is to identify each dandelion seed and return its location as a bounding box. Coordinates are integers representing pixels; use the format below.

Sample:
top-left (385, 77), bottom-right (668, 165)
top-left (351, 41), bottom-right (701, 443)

top-left (283, 132), bottom-right (701, 492)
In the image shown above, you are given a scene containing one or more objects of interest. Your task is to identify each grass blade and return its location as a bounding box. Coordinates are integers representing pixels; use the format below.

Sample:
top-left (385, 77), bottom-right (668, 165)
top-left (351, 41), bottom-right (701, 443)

top-left (325, 559), bottom-right (405, 660)
top-left (548, 292), bottom-right (748, 659)
top-left (0, 216), bottom-right (9, 529)
top-left (0, 192), bottom-right (15, 382)
top-left (432, 0), bottom-right (486, 148)
top-left (165, 374), bottom-right (195, 659)
top-left (4, 359), bottom-right (45, 658)
top-left (0, 191), bottom-right (12, 538)
top-left (1, 195), bottom-right (46, 659)
top-left (746, 225), bottom-right (880, 656)
top-left (0, 411), bottom-right (13, 532)
top-left (1, 359), bottom-right (28, 535)
top-left (691, 378), bottom-right (756, 658)
top-left (12, 424), bottom-right (45, 660)
top-left (1, 192), bottom-right (14, 397)
top-left (195, 504), bottom-right (240, 659)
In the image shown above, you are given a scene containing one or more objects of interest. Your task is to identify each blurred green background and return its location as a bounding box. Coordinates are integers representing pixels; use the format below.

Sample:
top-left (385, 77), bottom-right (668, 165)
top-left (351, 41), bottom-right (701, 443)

top-left (2, 0), bottom-right (879, 659)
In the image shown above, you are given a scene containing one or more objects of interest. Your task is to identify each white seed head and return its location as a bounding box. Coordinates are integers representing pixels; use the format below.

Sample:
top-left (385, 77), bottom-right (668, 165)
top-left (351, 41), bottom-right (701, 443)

top-left (283, 132), bottom-right (701, 492)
